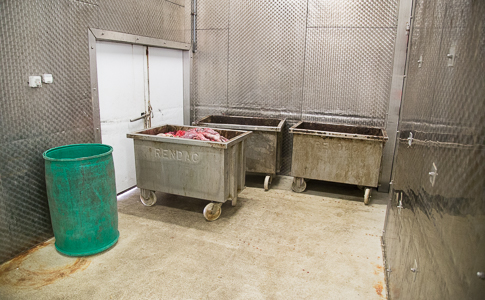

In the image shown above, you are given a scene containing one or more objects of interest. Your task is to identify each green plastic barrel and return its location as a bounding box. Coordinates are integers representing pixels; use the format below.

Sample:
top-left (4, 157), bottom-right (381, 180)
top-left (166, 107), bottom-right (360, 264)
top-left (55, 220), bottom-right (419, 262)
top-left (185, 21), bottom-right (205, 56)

top-left (43, 144), bottom-right (119, 256)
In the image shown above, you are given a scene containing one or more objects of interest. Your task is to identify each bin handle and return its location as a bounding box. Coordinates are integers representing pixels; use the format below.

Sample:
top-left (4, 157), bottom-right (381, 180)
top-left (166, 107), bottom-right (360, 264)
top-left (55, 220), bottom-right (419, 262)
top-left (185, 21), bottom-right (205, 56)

top-left (130, 112), bottom-right (147, 122)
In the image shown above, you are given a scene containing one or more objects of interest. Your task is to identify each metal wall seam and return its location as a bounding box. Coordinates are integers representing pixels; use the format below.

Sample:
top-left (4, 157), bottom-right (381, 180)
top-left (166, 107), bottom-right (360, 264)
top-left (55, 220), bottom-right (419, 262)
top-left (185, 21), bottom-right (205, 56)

top-left (378, 0), bottom-right (414, 192)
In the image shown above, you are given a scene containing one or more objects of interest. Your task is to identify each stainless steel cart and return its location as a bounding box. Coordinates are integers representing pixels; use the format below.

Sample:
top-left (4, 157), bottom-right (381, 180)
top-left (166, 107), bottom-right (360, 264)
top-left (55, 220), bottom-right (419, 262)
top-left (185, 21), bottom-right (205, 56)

top-left (127, 125), bottom-right (251, 221)
top-left (195, 115), bottom-right (285, 191)
top-left (289, 121), bottom-right (388, 204)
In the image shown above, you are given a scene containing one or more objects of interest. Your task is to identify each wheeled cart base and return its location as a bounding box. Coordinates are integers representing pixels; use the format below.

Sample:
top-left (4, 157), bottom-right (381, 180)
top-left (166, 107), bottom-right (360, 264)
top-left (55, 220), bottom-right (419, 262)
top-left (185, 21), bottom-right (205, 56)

top-left (139, 188), bottom-right (238, 221)
top-left (127, 124), bottom-right (251, 222)
top-left (291, 178), bottom-right (373, 205)
top-left (264, 175), bottom-right (273, 191)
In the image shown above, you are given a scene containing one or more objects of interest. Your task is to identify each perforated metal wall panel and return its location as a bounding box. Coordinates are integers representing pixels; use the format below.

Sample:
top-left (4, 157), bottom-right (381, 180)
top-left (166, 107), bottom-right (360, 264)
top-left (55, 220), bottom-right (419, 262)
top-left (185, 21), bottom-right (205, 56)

top-left (383, 0), bottom-right (485, 298)
top-left (192, 0), bottom-right (400, 175)
top-left (0, 0), bottom-right (190, 263)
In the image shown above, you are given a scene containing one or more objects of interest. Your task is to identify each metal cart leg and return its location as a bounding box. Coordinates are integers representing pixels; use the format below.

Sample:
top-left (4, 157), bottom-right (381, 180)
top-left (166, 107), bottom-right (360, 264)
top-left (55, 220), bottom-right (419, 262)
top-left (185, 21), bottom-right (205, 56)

top-left (203, 202), bottom-right (222, 221)
top-left (364, 188), bottom-right (371, 205)
top-left (139, 189), bottom-right (157, 206)
top-left (291, 177), bottom-right (307, 193)
top-left (264, 175), bottom-right (272, 191)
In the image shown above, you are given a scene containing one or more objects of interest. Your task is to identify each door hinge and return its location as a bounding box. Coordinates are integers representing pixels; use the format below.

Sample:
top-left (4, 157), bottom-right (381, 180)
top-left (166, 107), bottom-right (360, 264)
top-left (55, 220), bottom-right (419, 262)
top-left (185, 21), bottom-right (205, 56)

top-left (429, 163), bottom-right (438, 187)
top-left (407, 132), bottom-right (413, 147)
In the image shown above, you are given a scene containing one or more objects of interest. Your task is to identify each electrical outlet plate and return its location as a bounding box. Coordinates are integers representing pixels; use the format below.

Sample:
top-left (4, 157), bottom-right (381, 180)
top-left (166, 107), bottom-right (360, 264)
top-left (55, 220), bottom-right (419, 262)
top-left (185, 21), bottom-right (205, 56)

top-left (29, 76), bottom-right (42, 88)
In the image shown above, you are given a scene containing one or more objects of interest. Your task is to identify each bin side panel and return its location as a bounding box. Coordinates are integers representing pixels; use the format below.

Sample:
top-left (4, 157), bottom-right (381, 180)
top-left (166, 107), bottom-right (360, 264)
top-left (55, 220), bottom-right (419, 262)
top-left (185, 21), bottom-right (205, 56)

top-left (291, 134), bottom-right (383, 187)
top-left (195, 122), bottom-right (280, 175)
top-left (276, 131), bottom-right (283, 173)
top-left (224, 140), bottom-right (246, 201)
top-left (227, 144), bottom-right (238, 201)
top-left (245, 131), bottom-right (278, 175)
top-left (237, 140), bottom-right (246, 192)
top-left (133, 140), bottom-right (226, 202)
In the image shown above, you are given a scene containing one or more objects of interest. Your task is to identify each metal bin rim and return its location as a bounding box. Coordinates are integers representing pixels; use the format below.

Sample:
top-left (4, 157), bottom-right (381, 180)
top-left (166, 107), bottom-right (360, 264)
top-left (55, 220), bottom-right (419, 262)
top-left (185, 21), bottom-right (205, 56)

top-left (194, 115), bottom-right (285, 132)
top-left (126, 124), bottom-right (252, 149)
top-left (289, 121), bottom-right (388, 142)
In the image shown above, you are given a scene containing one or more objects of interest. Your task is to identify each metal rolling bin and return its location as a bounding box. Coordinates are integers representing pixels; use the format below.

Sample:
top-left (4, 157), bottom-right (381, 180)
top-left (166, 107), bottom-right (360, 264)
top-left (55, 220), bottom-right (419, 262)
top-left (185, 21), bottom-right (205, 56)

top-left (289, 121), bottom-right (388, 204)
top-left (127, 125), bottom-right (251, 221)
top-left (194, 115), bottom-right (285, 191)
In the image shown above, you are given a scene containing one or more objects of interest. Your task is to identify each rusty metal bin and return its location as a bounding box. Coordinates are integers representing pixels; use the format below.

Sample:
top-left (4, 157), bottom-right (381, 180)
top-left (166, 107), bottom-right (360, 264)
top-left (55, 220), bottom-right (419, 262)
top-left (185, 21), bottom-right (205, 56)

top-left (194, 115), bottom-right (285, 191)
top-left (127, 125), bottom-right (251, 221)
top-left (289, 121), bottom-right (388, 204)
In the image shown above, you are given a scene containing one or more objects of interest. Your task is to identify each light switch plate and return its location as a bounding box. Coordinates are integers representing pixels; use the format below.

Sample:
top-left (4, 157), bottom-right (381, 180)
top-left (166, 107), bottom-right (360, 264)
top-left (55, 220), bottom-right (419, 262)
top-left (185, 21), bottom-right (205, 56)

top-left (42, 74), bottom-right (53, 83)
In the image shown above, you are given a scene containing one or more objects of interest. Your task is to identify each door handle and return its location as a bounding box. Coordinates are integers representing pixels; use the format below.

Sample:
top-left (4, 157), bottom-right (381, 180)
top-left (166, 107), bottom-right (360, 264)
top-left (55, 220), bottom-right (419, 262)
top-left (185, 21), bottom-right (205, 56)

top-left (130, 112), bottom-right (147, 122)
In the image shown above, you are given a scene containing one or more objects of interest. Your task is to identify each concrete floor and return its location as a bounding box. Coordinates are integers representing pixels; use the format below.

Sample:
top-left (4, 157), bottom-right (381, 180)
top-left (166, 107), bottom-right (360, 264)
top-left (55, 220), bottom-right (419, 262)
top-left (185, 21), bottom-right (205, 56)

top-left (0, 176), bottom-right (388, 299)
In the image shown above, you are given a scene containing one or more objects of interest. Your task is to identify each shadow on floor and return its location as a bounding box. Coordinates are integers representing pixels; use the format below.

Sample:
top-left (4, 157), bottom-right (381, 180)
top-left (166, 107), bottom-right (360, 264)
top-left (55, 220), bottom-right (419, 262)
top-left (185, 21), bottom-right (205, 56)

top-left (245, 174), bottom-right (389, 205)
top-left (117, 175), bottom-right (389, 228)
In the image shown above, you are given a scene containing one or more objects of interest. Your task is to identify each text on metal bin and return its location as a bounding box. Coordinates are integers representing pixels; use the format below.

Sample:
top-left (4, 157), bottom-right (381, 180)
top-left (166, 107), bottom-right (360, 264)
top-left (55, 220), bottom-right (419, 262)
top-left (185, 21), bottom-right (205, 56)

top-left (154, 148), bottom-right (200, 163)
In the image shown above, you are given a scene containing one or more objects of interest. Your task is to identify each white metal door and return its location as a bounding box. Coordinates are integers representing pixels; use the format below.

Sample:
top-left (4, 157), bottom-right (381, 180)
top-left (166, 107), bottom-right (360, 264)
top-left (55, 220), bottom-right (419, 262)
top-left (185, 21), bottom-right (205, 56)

top-left (96, 42), bottom-right (184, 193)
top-left (148, 47), bottom-right (184, 127)
top-left (96, 41), bottom-right (147, 193)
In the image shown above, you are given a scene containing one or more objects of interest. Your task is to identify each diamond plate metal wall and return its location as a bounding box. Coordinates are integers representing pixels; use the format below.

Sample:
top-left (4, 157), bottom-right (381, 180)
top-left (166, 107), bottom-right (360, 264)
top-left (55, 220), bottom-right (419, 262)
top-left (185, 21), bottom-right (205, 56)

top-left (191, 0), bottom-right (229, 122)
top-left (192, 0), bottom-right (400, 175)
top-left (196, 0), bottom-right (228, 30)
top-left (304, 0), bottom-right (398, 127)
top-left (184, 0), bottom-right (191, 44)
top-left (227, 0), bottom-right (307, 175)
top-left (193, 29), bottom-right (229, 120)
top-left (0, 0), bottom-right (190, 264)
top-left (302, 27), bottom-right (396, 126)
top-left (98, 0), bottom-right (186, 43)
top-left (307, 0), bottom-right (398, 28)
top-left (384, 0), bottom-right (485, 298)
top-left (0, 0), bottom-right (98, 265)
top-left (227, 1), bottom-right (307, 120)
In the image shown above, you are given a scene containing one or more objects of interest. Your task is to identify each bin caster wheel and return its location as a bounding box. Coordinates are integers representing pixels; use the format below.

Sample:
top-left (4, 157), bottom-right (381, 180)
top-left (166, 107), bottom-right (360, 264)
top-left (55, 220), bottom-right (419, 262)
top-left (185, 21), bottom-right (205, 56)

top-left (292, 177), bottom-right (306, 193)
top-left (140, 189), bottom-right (157, 206)
top-left (264, 175), bottom-right (272, 191)
top-left (203, 203), bottom-right (222, 221)
top-left (364, 188), bottom-right (371, 205)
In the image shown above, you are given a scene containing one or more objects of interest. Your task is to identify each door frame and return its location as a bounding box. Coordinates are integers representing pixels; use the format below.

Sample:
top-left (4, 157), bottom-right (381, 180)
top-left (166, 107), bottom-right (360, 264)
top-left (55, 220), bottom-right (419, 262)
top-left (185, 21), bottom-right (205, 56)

top-left (88, 28), bottom-right (192, 143)
top-left (378, 0), bottom-right (414, 193)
